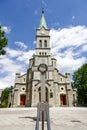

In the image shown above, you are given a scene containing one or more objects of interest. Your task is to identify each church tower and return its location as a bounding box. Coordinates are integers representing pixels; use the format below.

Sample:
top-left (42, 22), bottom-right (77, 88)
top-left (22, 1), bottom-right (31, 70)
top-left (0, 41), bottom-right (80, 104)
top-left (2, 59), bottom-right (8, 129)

top-left (36, 10), bottom-right (51, 57)
top-left (26, 10), bottom-right (57, 107)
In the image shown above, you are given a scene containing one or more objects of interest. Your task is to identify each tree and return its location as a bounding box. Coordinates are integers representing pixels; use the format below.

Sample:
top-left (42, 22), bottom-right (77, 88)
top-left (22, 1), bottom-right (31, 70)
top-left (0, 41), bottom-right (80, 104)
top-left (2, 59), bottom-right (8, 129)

top-left (0, 26), bottom-right (8, 55)
top-left (73, 64), bottom-right (87, 106)
top-left (1, 86), bottom-right (13, 107)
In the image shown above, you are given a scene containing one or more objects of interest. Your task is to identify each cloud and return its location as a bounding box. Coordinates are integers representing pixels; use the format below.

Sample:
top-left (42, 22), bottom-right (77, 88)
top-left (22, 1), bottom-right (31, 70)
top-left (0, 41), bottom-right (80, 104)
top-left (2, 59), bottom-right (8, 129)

top-left (56, 56), bottom-right (86, 74)
top-left (6, 48), bottom-right (22, 58)
top-left (0, 25), bottom-right (87, 89)
top-left (16, 50), bottom-right (35, 64)
top-left (0, 55), bottom-right (23, 74)
top-left (0, 47), bottom-right (34, 89)
top-left (50, 26), bottom-right (87, 49)
top-left (0, 81), bottom-right (8, 89)
top-left (50, 25), bottom-right (87, 74)
top-left (82, 44), bottom-right (87, 51)
top-left (2, 26), bottom-right (11, 34)
top-left (15, 41), bottom-right (28, 50)
top-left (0, 55), bottom-right (24, 89)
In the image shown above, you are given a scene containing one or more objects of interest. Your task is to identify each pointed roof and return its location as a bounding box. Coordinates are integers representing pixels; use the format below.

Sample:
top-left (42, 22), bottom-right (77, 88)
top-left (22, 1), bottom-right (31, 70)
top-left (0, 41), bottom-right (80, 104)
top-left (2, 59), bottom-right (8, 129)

top-left (39, 9), bottom-right (48, 29)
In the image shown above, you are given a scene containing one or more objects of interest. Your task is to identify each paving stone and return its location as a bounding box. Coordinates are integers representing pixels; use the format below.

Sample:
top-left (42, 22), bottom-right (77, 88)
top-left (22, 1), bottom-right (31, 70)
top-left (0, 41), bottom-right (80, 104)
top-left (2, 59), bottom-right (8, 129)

top-left (0, 107), bottom-right (87, 130)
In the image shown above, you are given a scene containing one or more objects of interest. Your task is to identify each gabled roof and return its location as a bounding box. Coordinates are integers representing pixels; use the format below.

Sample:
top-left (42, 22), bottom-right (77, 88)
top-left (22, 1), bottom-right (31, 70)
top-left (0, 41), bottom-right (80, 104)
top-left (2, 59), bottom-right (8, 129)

top-left (39, 10), bottom-right (47, 29)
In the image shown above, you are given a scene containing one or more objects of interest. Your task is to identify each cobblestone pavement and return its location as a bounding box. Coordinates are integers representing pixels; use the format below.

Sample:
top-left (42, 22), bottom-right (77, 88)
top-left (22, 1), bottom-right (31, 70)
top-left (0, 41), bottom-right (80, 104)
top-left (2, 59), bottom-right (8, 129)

top-left (0, 107), bottom-right (87, 130)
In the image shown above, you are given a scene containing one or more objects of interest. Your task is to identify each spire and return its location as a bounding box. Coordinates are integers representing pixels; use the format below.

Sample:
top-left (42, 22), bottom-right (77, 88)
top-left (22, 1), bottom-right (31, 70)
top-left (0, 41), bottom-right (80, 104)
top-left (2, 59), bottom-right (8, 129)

top-left (39, 9), bottom-right (48, 29)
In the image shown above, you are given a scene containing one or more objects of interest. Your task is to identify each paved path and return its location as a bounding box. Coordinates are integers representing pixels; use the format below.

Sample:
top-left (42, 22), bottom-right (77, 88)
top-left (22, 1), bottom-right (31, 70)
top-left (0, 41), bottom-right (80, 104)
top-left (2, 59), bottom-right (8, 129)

top-left (0, 107), bottom-right (87, 130)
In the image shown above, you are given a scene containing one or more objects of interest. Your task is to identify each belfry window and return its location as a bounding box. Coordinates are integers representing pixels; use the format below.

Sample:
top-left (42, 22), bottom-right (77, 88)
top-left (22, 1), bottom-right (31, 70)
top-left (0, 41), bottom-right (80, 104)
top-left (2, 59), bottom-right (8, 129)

top-left (39, 52), bottom-right (41, 55)
top-left (39, 40), bottom-right (42, 47)
top-left (44, 40), bottom-right (47, 47)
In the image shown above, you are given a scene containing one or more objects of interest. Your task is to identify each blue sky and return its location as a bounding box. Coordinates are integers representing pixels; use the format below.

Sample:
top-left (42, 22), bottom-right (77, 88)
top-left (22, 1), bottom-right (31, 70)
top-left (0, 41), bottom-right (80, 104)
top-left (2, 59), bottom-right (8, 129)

top-left (0, 0), bottom-right (87, 88)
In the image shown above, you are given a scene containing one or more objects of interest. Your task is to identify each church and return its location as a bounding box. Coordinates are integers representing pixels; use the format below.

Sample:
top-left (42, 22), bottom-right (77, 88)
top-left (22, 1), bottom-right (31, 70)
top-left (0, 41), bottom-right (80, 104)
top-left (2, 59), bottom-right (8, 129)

top-left (8, 10), bottom-right (76, 107)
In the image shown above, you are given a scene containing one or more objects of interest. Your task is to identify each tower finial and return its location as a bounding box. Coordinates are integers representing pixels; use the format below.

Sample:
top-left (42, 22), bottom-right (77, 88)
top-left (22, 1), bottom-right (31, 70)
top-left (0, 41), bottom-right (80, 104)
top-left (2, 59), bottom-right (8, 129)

top-left (42, 8), bottom-right (44, 14)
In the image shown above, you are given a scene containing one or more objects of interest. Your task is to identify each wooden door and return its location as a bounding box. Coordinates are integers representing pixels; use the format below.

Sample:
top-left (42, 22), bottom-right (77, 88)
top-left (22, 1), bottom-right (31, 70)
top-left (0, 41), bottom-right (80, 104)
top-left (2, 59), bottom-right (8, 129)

top-left (20, 95), bottom-right (26, 106)
top-left (60, 94), bottom-right (66, 105)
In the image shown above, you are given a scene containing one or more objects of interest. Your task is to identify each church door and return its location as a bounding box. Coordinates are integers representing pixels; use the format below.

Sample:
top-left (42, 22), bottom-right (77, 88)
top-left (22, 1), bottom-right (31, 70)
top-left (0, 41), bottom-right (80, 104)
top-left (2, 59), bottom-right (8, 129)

top-left (20, 94), bottom-right (26, 106)
top-left (60, 94), bottom-right (67, 105)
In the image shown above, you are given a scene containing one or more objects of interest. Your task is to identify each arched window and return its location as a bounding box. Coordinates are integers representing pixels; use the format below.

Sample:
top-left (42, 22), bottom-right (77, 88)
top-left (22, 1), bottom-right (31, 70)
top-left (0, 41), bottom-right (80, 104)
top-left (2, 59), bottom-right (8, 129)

top-left (39, 40), bottom-right (42, 47)
top-left (44, 40), bottom-right (47, 47)
top-left (45, 52), bottom-right (46, 55)
top-left (39, 52), bottom-right (41, 55)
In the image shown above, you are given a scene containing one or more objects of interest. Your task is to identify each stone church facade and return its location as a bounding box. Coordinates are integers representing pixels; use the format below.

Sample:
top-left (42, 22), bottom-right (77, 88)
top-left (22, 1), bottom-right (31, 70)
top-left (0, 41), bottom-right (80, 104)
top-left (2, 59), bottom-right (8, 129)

top-left (8, 11), bottom-right (76, 107)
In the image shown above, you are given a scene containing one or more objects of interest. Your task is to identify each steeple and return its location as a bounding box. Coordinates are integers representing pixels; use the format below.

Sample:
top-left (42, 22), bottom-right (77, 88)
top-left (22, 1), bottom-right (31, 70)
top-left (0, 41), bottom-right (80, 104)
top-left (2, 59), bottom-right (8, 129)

top-left (39, 9), bottom-right (48, 29)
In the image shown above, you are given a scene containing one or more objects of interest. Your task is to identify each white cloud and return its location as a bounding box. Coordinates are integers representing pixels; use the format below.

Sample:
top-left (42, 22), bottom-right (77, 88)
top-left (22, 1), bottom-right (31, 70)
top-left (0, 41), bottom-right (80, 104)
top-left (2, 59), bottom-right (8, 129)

top-left (0, 56), bottom-right (23, 74)
top-left (56, 56), bottom-right (86, 74)
top-left (0, 81), bottom-right (8, 89)
top-left (0, 25), bottom-right (87, 89)
top-left (6, 48), bottom-right (22, 58)
top-left (2, 26), bottom-right (11, 34)
top-left (50, 26), bottom-right (87, 50)
top-left (50, 25), bottom-right (87, 74)
top-left (82, 44), bottom-right (87, 51)
top-left (16, 50), bottom-right (35, 64)
top-left (0, 47), bottom-right (34, 89)
top-left (15, 41), bottom-right (28, 50)
top-left (0, 56), bottom-right (23, 89)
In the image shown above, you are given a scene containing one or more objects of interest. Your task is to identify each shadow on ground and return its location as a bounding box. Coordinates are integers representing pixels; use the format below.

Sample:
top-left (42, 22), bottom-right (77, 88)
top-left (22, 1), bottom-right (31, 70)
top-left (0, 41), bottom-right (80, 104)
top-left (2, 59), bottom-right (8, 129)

top-left (19, 116), bottom-right (37, 121)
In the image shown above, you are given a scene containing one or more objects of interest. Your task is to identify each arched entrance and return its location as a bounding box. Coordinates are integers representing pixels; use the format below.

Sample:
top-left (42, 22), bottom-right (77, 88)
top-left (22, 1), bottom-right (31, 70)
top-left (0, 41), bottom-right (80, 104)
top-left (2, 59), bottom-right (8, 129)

top-left (39, 87), bottom-right (48, 102)
top-left (20, 94), bottom-right (26, 106)
top-left (60, 94), bottom-right (67, 106)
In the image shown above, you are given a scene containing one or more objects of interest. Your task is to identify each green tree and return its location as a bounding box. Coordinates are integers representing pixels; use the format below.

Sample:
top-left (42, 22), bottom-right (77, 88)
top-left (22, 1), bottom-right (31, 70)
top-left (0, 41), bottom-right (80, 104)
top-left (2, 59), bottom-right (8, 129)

top-left (73, 64), bottom-right (87, 106)
top-left (0, 26), bottom-right (8, 55)
top-left (1, 86), bottom-right (13, 107)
